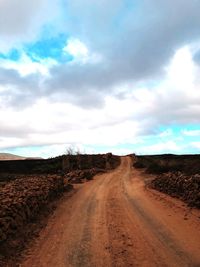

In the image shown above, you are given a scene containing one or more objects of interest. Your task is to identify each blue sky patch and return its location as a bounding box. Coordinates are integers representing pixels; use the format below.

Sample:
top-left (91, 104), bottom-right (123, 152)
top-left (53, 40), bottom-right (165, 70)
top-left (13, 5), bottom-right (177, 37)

top-left (0, 49), bottom-right (21, 61)
top-left (25, 34), bottom-right (73, 62)
top-left (0, 34), bottom-right (74, 64)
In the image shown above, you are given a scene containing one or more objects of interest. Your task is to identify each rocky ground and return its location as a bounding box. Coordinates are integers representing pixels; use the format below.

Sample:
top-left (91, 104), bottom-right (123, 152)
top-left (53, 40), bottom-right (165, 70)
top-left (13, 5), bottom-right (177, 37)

top-left (64, 168), bottom-right (105, 184)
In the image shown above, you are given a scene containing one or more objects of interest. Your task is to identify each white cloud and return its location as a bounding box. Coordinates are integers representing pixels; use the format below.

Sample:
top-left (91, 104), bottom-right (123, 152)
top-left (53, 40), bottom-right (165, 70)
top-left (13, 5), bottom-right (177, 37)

top-left (0, 52), bottom-right (57, 76)
top-left (190, 142), bottom-right (200, 149)
top-left (9, 144), bottom-right (70, 159)
top-left (0, 97), bottom-right (140, 150)
top-left (63, 38), bottom-right (88, 58)
top-left (136, 141), bottom-right (181, 155)
top-left (159, 129), bottom-right (173, 138)
top-left (182, 130), bottom-right (200, 136)
top-left (165, 46), bottom-right (195, 88)
top-left (63, 38), bottom-right (102, 64)
top-left (128, 45), bottom-right (200, 127)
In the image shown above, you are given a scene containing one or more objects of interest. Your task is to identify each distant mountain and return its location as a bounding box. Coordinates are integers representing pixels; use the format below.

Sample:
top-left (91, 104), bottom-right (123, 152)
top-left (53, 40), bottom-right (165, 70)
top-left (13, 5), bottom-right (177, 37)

top-left (0, 153), bottom-right (26, 160)
top-left (0, 153), bottom-right (43, 160)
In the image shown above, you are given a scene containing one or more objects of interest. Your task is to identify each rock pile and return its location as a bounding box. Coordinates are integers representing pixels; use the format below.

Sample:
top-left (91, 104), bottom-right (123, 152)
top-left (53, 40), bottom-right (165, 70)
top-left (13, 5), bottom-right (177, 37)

top-left (0, 175), bottom-right (64, 243)
top-left (65, 168), bottom-right (104, 184)
top-left (151, 172), bottom-right (200, 208)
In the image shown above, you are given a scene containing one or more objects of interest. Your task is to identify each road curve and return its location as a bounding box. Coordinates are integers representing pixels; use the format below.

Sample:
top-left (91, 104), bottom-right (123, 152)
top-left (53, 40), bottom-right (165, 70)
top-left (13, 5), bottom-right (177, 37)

top-left (22, 157), bottom-right (200, 267)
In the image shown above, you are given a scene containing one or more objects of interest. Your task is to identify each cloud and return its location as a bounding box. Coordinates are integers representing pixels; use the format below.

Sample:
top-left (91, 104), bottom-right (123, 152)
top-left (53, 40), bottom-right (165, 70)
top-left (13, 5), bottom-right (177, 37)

top-left (1, 44), bottom-right (200, 155)
top-left (130, 46), bottom-right (200, 127)
top-left (0, 96), bottom-right (140, 150)
top-left (0, 52), bottom-right (57, 76)
top-left (2, 1), bottom-right (200, 110)
top-left (34, 0), bottom-right (200, 112)
top-left (63, 38), bottom-right (102, 66)
top-left (159, 129), bottom-right (173, 138)
top-left (190, 142), bottom-right (200, 150)
top-left (56, 0), bottom-right (200, 83)
top-left (0, 0), bottom-right (61, 52)
top-left (1, 1), bottom-right (200, 155)
top-left (63, 38), bottom-right (89, 62)
top-left (182, 130), bottom-right (200, 137)
top-left (135, 141), bottom-right (181, 155)
top-left (0, 67), bottom-right (41, 108)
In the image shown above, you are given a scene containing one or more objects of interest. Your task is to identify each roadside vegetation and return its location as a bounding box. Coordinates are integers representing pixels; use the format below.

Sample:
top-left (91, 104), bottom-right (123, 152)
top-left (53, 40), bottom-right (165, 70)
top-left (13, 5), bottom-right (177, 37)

top-left (134, 154), bottom-right (200, 208)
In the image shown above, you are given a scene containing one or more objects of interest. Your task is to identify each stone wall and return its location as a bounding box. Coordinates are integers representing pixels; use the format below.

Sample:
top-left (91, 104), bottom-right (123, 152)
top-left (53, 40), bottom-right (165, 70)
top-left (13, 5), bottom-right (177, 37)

top-left (62, 153), bottom-right (120, 172)
top-left (151, 172), bottom-right (200, 208)
top-left (0, 154), bottom-right (120, 177)
top-left (0, 175), bottom-right (63, 244)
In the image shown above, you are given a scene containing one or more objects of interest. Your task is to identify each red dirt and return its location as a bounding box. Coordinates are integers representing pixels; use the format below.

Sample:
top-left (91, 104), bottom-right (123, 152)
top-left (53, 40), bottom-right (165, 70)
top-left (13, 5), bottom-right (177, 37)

top-left (20, 157), bottom-right (200, 267)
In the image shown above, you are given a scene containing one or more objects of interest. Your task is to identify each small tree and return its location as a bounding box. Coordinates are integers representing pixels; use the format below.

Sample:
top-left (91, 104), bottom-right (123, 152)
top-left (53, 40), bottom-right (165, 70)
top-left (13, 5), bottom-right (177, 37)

top-left (66, 146), bottom-right (74, 155)
top-left (65, 146), bottom-right (82, 155)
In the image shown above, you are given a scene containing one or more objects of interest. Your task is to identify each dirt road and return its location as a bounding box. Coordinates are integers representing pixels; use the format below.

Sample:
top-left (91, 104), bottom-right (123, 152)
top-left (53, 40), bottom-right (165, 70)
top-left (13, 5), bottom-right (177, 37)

top-left (22, 157), bottom-right (200, 267)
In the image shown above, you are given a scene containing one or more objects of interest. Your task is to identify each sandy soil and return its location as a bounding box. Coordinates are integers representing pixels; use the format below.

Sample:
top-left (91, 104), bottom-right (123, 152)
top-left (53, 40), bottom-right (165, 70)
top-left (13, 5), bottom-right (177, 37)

top-left (21, 157), bottom-right (200, 267)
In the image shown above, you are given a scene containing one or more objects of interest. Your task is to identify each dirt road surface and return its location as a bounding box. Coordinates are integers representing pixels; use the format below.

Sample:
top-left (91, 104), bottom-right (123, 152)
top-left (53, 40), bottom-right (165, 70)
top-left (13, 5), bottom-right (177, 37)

top-left (21, 157), bottom-right (200, 267)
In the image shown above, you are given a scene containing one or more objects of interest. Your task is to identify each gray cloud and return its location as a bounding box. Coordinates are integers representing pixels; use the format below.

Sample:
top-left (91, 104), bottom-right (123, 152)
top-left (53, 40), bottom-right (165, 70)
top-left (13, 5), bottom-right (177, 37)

top-left (0, 68), bottom-right (41, 108)
top-left (1, 0), bottom-right (200, 110)
top-left (0, 0), bottom-right (61, 52)
top-left (45, 0), bottom-right (200, 104)
top-left (193, 50), bottom-right (200, 65)
top-left (0, 124), bottom-right (32, 138)
top-left (131, 87), bottom-right (200, 133)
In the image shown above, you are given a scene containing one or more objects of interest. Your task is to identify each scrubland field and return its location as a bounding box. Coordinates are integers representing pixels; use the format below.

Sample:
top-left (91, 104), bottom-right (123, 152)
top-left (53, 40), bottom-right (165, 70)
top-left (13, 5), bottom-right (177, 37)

top-left (0, 153), bottom-right (200, 267)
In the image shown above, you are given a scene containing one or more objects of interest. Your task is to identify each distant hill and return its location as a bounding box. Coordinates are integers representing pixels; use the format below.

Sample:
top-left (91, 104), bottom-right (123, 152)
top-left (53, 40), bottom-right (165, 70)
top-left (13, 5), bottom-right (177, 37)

top-left (0, 153), bottom-right (42, 161)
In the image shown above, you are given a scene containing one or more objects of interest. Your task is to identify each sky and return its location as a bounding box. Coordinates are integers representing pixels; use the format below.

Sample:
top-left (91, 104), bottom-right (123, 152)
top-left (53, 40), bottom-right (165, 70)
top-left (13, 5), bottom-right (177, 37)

top-left (1, 0), bottom-right (200, 158)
